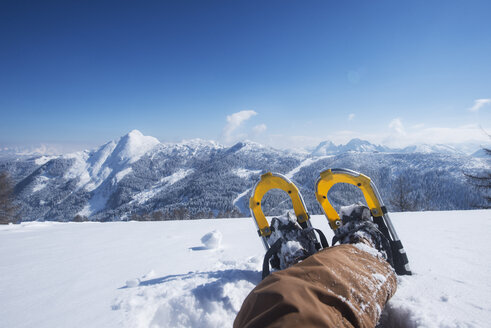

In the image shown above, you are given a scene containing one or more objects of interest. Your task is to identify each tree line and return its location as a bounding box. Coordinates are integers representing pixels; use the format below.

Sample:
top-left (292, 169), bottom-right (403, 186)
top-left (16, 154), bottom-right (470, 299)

top-left (0, 172), bottom-right (19, 224)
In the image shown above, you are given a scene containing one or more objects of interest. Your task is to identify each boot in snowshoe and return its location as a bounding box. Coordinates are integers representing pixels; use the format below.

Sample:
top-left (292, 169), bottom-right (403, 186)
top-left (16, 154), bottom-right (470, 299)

top-left (315, 168), bottom-right (411, 275)
top-left (249, 172), bottom-right (328, 279)
top-left (334, 204), bottom-right (394, 267)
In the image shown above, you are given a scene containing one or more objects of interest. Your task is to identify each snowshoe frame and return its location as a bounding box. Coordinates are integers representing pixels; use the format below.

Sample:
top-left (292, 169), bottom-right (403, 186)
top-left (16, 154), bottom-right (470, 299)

top-left (249, 172), bottom-right (313, 250)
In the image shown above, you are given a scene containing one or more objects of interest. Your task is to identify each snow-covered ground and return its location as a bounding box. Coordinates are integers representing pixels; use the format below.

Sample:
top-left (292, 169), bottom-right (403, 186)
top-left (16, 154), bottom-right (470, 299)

top-left (1, 210), bottom-right (490, 328)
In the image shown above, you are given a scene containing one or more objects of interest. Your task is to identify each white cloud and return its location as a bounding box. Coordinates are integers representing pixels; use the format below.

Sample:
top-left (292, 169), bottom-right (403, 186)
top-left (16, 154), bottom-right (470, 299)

top-left (388, 118), bottom-right (406, 136)
top-left (468, 98), bottom-right (491, 112)
top-left (252, 124), bottom-right (267, 135)
top-left (221, 110), bottom-right (257, 144)
top-left (222, 110), bottom-right (257, 141)
top-left (348, 113), bottom-right (355, 121)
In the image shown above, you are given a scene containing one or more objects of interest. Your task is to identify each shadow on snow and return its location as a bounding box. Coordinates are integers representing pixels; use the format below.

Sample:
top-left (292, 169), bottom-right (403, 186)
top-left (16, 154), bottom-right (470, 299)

top-left (119, 269), bottom-right (261, 290)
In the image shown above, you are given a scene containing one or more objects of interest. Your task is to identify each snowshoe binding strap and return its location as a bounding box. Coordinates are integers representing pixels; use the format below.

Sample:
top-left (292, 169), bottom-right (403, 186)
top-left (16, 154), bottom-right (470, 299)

top-left (262, 239), bottom-right (282, 279)
top-left (313, 228), bottom-right (329, 249)
top-left (261, 216), bottom-right (328, 279)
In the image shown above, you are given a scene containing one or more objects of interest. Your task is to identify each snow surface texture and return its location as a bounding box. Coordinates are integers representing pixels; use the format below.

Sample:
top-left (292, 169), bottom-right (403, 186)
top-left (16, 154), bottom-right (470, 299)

top-left (1, 210), bottom-right (490, 328)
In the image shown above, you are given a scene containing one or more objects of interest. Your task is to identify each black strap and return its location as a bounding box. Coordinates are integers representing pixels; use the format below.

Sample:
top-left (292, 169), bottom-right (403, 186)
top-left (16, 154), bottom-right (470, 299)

top-left (262, 239), bottom-right (283, 280)
top-left (332, 234), bottom-right (340, 246)
top-left (372, 216), bottom-right (391, 241)
top-left (262, 229), bottom-right (330, 280)
top-left (313, 228), bottom-right (329, 249)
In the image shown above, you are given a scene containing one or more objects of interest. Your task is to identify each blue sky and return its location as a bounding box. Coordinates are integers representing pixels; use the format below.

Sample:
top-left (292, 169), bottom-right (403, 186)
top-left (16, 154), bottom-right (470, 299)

top-left (1, 0), bottom-right (490, 153)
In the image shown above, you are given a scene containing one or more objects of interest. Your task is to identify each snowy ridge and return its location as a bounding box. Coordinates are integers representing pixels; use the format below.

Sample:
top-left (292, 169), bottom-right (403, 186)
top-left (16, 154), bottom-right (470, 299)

top-left (312, 138), bottom-right (390, 156)
top-left (156, 138), bottom-right (223, 159)
top-left (131, 169), bottom-right (194, 205)
top-left (35, 156), bottom-right (58, 165)
top-left (285, 156), bottom-right (331, 179)
top-left (311, 138), bottom-right (473, 156)
top-left (180, 138), bottom-right (222, 151)
top-left (401, 143), bottom-right (462, 155)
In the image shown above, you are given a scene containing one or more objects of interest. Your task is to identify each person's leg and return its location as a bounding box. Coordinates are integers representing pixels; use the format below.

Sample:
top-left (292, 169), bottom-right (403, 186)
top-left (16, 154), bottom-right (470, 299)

top-left (235, 205), bottom-right (398, 328)
top-left (234, 243), bottom-right (397, 328)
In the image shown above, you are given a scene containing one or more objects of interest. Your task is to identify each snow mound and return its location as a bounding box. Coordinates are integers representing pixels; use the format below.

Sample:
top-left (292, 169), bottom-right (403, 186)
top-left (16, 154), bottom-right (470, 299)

top-left (201, 230), bottom-right (222, 249)
top-left (114, 264), bottom-right (261, 328)
top-left (378, 276), bottom-right (475, 328)
top-left (125, 278), bottom-right (140, 288)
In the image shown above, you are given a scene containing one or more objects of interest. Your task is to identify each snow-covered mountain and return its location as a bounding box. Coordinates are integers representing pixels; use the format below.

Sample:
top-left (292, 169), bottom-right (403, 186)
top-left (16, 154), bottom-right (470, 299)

top-left (400, 143), bottom-right (463, 155)
top-left (65, 130), bottom-right (160, 191)
top-left (311, 138), bottom-right (466, 156)
top-left (311, 138), bottom-right (390, 155)
top-left (0, 130), bottom-right (488, 222)
top-left (471, 148), bottom-right (491, 158)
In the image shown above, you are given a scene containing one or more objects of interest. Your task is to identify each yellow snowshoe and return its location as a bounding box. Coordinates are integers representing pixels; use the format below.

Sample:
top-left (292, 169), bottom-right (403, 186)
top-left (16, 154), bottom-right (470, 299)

top-left (315, 168), bottom-right (412, 275)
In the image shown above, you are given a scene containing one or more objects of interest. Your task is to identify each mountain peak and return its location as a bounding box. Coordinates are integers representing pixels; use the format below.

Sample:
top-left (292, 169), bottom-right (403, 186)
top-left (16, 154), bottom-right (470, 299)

top-left (116, 130), bottom-right (160, 164)
top-left (345, 138), bottom-right (371, 146)
top-left (228, 140), bottom-right (268, 153)
top-left (311, 140), bottom-right (338, 156)
top-left (312, 138), bottom-right (388, 156)
top-left (341, 138), bottom-right (382, 152)
top-left (126, 129), bottom-right (144, 138)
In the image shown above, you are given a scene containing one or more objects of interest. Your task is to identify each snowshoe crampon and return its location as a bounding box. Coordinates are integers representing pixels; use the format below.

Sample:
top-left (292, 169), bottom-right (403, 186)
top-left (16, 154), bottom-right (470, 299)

top-left (249, 172), bottom-right (328, 278)
top-left (315, 168), bottom-right (412, 275)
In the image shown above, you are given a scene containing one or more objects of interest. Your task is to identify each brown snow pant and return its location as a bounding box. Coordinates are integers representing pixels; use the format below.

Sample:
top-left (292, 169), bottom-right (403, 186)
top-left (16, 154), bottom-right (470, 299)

top-left (234, 244), bottom-right (397, 328)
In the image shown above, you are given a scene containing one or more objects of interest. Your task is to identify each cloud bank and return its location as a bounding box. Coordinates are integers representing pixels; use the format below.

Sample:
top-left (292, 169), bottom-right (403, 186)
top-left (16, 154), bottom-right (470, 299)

top-left (468, 98), bottom-right (491, 112)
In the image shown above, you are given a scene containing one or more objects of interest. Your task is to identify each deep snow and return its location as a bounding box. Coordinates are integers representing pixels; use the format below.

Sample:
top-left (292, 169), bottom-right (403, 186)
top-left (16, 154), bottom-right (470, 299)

top-left (1, 210), bottom-right (490, 328)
